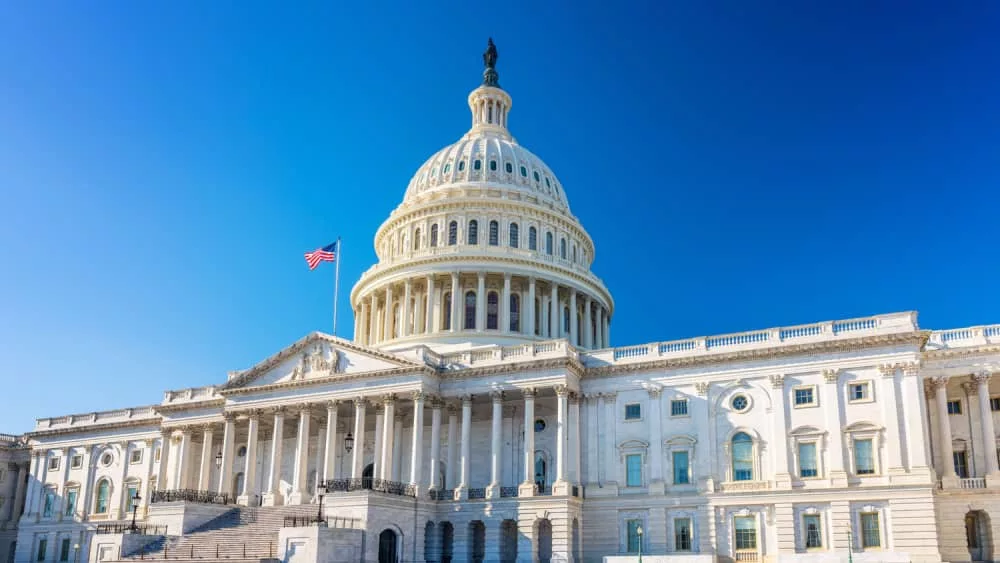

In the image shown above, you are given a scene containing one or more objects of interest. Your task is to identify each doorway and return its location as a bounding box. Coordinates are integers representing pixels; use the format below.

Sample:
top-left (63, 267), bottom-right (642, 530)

top-left (378, 529), bottom-right (398, 563)
top-left (966, 510), bottom-right (992, 561)
top-left (363, 463), bottom-right (374, 489)
top-left (534, 454), bottom-right (547, 492)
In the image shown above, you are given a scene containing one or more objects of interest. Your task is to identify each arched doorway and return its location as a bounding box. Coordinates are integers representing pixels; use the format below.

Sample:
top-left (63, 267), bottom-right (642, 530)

top-left (966, 510), bottom-right (993, 561)
top-left (378, 529), bottom-right (398, 563)
top-left (500, 519), bottom-right (518, 563)
top-left (536, 519), bottom-right (552, 563)
top-left (232, 473), bottom-right (244, 497)
top-left (469, 521), bottom-right (486, 563)
top-left (363, 463), bottom-right (374, 489)
top-left (440, 522), bottom-right (454, 563)
top-left (534, 453), bottom-right (548, 493)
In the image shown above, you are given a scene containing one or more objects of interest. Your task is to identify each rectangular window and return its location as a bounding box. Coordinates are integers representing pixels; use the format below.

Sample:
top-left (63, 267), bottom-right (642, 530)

top-left (798, 442), bottom-right (818, 478)
top-left (125, 485), bottom-right (139, 513)
top-left (626, 519), bottom-right (642, 553)
top-left (954, 451), bottom-right (969, 478)
top-left (670, 399), bottom-right (689, 416)
top-left (42, 490), bottom-right (55, 518)
top-left (154, 447), bottom-right (161, 463)
top-left (70, 455), bottom-right (82, 469)
top-left (991, 397), bottom-right (1000, 411)
top-left (624, 404), bottom-right (641, 421)
top-left (734, 516), bottom-right (757, 550)
top-left (626, 454), bottom-right (643, 487)
top-left (65, 490), bottom-right (78, 517)
top-left (48, 457), bottom-right (60, 471)
top-left (948, 400), bottom-right (962, 415)
top-left (860, 513), bottom-right (881, 548)
top-left (803, 514), bottom-right (822, 549)
top-left (674, 518), bottom-right (692, 551)
top-left (794, 387), bottom-right (815, 406)
top-left (673, 451), bottom-right (690, 484)
top-left (59, 538), bottom-right (71, 562)
top-left (37, 539), bottom-right (47, 562)
top-left (854, 439), bottom-right (875, 475)
top-left (130, 450), bottom-right (143, 464)
top-left (849, 382), bottom-right (871, 402)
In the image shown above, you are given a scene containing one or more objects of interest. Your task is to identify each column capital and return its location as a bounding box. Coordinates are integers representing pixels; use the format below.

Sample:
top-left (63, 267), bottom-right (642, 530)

top-left (554, 385), bottom-right (569, 398)
top-left (380, 393), bottom-right (397, 406)
top-left (694, 382), bottom-right (709, 396)
top-left (490, 390), bottom-right (505, 403)
top-left (901, 361), bottom-right (921, 376)
top-left (928, 376), bottom-right (950, 391)
top-left (770, 374), bottom-right (785, 389)
top-left (411, 391), bottom-right (427, 403)
top-left (521, 387), bottom-right (537, 399)
top-left (429, 396), bottom-right (444, 409)
top-left (878, 363), bottom-right (897, 377)
top-left (569, 392), bottom-right (581, 404)
top-left (822, 369), bottom-right (839, 383)
top-left (222, 411), bottom-right (237, 422)
top-left (460, 394), bottom-right (474, 405)
top-left (295, 403), bottom-right (314, 416)
top-left (601, 391), bottom-right (618, 401)
top-left (973, 371), bottom-right (993, 385)
top-left (272, 405), bottom-right (288, 417)
top-left (646, 387), bottom-right (662, 399)
top-left (353, 396), bottom-right (367, 409)
top-left (199, 424), bottom-right (215, 433)
top-left (446, 403), bottom-right (460, 416)
top-left (325, 400), bottom-right (340, 411)
top-left (962, 381), bottom-right (978, 395)
top-left (247, 408), bottom-right (263, 421)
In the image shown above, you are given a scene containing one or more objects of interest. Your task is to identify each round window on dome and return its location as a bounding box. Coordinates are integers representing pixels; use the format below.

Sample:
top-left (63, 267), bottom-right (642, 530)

top-left (505, 162), bottom-right (513, 174)
top-left (490, 160), bottom-right (497, 171)
top-left (474, 159), bottom-right (482, 170)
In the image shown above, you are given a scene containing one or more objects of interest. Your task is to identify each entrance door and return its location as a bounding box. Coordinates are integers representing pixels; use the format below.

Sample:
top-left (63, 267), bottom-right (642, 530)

top-left (363, 464), bottom-right (374, 490)
top-left (378, 530), bottom-right (397, 563)
top-left (534, 456), bottom-right (547, 492)
top-left (967, 511), bottom-right (989, 561)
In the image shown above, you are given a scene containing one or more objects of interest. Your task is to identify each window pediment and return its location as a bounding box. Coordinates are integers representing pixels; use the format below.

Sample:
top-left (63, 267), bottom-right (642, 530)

top-left (618, 440), bottom-right (649, 454)
top-left (665, 434), bottom-right (697, 448)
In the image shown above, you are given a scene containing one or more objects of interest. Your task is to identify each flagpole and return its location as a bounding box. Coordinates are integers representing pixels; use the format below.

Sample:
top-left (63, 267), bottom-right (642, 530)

top-left (333, 237), bottom-right (342, 336)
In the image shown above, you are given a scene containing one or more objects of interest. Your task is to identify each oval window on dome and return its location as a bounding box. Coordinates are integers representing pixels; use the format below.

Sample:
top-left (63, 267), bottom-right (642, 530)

top-left (545, 177), bottom-right (551, 188)
top-left (490, 160), bottom-right (497, 171)
top-left (520, 166), bottom-right (527, 177)
top-left (431, 167), bottom-right (437, 176)
top-left (505, 162), bottom-right (513, 174)
top-left (458, 160), bottom-right (466, 171)
top-left (474, 159), bottom-right (482, 170)
top-left (443, 163), bottom-right (451, 174)
top-left (533, 171), bottom-right (540, 182)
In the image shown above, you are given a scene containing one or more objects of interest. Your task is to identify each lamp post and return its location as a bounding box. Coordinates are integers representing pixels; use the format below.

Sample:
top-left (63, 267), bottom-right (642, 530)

top-left (214, 451), bottom-right (223, 468)
top-left (129, 491), bottom-right (142, 532)
top-left (73, 543), bottom-right (79, 563)
top-left (637, 525), bottom-right (643, 563)
top-left (344, 432), bottom-right (354, 454)
top-left (314, 484), bottom-right (327, 525)
top-left (847, 529), bottom-right (854, 563)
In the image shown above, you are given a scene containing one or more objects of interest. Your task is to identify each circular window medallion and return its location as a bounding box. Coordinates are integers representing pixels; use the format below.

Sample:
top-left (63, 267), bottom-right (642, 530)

top-left (731, 395), bottom-right (750, 413)
top-left (101, 453), bottom-right (113, 466)
top-left (534, 419), bottom-right (546, 432)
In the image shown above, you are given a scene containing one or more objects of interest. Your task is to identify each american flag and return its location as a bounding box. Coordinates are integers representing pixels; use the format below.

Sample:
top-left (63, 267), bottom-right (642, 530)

top-left (304, 241), bottom-right (338, 270)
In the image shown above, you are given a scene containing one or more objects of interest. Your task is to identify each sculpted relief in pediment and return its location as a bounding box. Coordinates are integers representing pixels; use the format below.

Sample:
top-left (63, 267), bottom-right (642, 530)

top-left (290, 343), bottom-right (341, 380)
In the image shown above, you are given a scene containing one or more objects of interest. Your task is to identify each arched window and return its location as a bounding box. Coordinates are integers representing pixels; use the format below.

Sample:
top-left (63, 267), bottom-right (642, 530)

top-left (392, 304), bottom-right (401, 338)
top-left (473, 159), bottom-right (482, 170)
top-left (533, 171), bottom-right (540, 182)
top-left (468, 220), bottom-right (478, 245)
top-left (443, 163), bottom-right (451, 174)
top-left (458, 160), bottom-right (466, 172)
top-left (546, 232), bottom-right (553, 255)
top-left (505, 162), bottom-right (513, 174)
top-left (443, 292), bottom-right (452, 330)
top-left (534, 298), bottom-right (541, 335)
top-left (520, 165), bottom-right (528, 177)
top-left (95, 479), bottom-right (110, 514)
top-left (490, 160), bottom-right (497, 171)
top-left (430, 224), bottom-right (439, 247)
top-left (509, 223), bottom-right (519, 248)
top-left (572, 245), bottom-right (577, 263)
top-left (510, 294), bottom-right (520, 332)
top-left (464, 291), bottom-right (477, 330)
top-left (448, 221), bottom-right (458, 246)
top-left (732, 432), bottom-right (754, 481)
top-left (487, 291), bottom-right (499, 330)
top-left (414, 228), bottom-right (421, 250)
top-left (563, 306), bottom-right (570, 335)
top-left (489, 221), bottom-right (499, 246)
top-left (560, 238), bottom-right (567, 259)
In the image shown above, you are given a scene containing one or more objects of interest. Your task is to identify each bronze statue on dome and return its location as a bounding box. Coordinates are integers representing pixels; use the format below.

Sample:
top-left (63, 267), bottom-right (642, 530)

top-left (482, 38), bottom-right (500, 87)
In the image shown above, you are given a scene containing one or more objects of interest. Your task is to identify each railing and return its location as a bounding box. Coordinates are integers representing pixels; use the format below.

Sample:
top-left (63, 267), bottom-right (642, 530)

top-left (719, 481), bottom-right (772, 492)
top-left (322, 478), bottom-right (416, 498)
top-left (283, 515), bottom-right (324, 528)
top-left (429, 488), bottom-right (455, 501)
top-left (468, 488), bottom-right (486, 500)
top-left (960, 477), bottom-right (987, 489)
top-left (536, 485), bottom-right (551, 496)
top-left (130, 542), bottom-right (278, 561)
top-left (928, 324), bottom-right (1000, 349)
top-left (735, 551), bottom-right (759, 561)
top-left (95, 523), bottom-right (168, 535)
top-left (151, 489), bottom-right (232, 505)
top-left (500, 487), bottom-right (519, 498)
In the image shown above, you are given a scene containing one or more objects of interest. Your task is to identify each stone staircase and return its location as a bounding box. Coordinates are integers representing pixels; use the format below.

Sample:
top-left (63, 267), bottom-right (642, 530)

top-left (125, 504), bottom-right (321, 561)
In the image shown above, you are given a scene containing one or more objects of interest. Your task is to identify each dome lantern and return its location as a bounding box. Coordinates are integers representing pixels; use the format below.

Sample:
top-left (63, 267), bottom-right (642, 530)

top-left (468, 39), bottom-right (512, 139)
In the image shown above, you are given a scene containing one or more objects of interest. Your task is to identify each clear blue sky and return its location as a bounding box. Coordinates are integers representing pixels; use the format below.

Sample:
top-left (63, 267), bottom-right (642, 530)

top-left (1, 2), bottom-right (998, 432)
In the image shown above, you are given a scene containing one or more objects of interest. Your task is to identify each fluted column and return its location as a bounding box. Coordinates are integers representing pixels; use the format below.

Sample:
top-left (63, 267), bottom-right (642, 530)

top-left (647, 388), bottom-right (664, 493)
top-left (585, 395), bottom-right (599, 485)
top-left (392, 415), bottom-right (403, 482)
top-left (380, 396), bottom-right (397, 480)
top-left (23, 452), bottom-right (42, 518)
top-left (359, 301), bottom-right (369, 345)
top-left (476, 272), bottom-right (486, 330)
top-left (975, 372), bottom-right (1000, 477)
top-left (570, 393), bottom-right (581, 485)
top-left (520, 389), bottom-right (536, 496)
top-left (383, 285), bottom-right (394, 340)
top-left (569, 291), bottom-right (578, 345)
top-left (446, 405), bottom-right (458, 488)
top-left (932, 377), bottom-right (957, 481)
top-left (198, 426), bottom-right (215, 491)
top-left (372, 403), bottom-right (385, 479)
top-left (324, 401), bottom-right (339, 480)
top-left (456, 395), bottom-right (472, 499)
top-left (239, 410), bottom-right (261, 504)
top-left (401, 279), bottom-right (412, 337)
top-left (501, 274), bottom-right (511, 333)
top-left (351, 399), bottom-right (367, 479)
top-left (9, 462), bottom-right (27, 522)
top-left (595, 307), bottom-right (604, 349)
top-left (410, 392), bottom-right (426, 492)
top-left (428, 398), bottom-right (443, 491)
top-left (218, 414), bottom-right (236, 495)
top-left (450, 272), bottom-right (461, 332)
top-left (549, 282), bottom-right (559, 338)
top-left (289, 406), bottom-right (312, 504)
top-left (174, 429), bottom-right (192, 490)
top-left (487, 392), bottom-right (504, 498)
top-left (368, 294), bottom-right (378, 344)
top-left (584, 297), bottom-right (593, 348)
top-left (527, 278), bottom-right (537, 336)
top-left (604, 312), bottom-right (611, 346)
top-left (262, 408), bottom-right (286, 506)
top-left (425, 276), bottom-right (436, 333)
top-left (156, 431), bottom-right (171, 492)
top-left (553, 386), bottom-right (570, 494)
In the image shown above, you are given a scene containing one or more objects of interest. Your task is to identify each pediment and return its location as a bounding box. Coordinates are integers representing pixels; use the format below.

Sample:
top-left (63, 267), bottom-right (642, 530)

top-left (220, 332), bottom-right (422, 391)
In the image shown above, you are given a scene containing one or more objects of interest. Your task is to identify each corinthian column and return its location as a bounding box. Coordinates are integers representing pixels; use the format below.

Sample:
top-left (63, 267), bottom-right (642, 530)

top-left (486, 391), bottom-right (504, 498)
top-left (553, 385), bottom-right (571, 495)
top-left (288, 406), bottom-right (312, 505)
top-left (425, 275), bottom-right (436, 334)
top-left (455, 395), bottom-right (472, 500)
top-left (527, 278), bottom-right (537, 336)
top-left (519, 389), bottom-right (537, 497)
top-left (351, 398), bottom-right (367, 479)
top-left (549, 282), bottom-right (559, 338)
top-left (409, 392), bottom-right (426, 494)
top-left (975, 372), bottom-right (1000, 479)
top-left (262, 408), bottom-right (286, 506)
top-left (198, 425), bottom-right (215, 491)
top-left (428, 398), bottom-right (443, 491)
top-left (239, 410), bottom-right (261, 505)
top-left (380, 396), bottom-right (397, 480)
top-left (401, 279), bottom-right (412, 337)
top-left (931, 377), bottom-right (958, 484)
top-left (323, 401), bottom-right (339, 481)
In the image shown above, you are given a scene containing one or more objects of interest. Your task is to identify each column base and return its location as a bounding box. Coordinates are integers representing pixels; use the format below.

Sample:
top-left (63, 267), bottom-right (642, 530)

top-left (648, 479), bottom-right (666, 494)
top-left (518, 482), bottom-right (536, 497)
top-left (987, 474), bottom-right (1000, 488)
top-left (286, 491), bottom-right (312, 505)
top-left (940, 474), bottom-right (961, 489)
top-left (453, 486), bottom-right (468, 501)
top-left (261, 492), bottom-right (283, 507)
top-left (237, 494), bottom-right (258, 506)
top-left (485, 484), bottom-right (501, 499)
top-left (552, 479), bottom-right (571, 496)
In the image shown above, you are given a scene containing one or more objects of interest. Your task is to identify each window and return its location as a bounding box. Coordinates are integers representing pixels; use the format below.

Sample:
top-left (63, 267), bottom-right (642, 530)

top-left (798, 442), bottom-right (818, 477)
top-left (625, 403), bottom-right (641, 420)
top-left (486, 292), bottom-right (499, 330)
top-left (468, 220), bottom-right (478, 245)
top-left (948, 400), bottom-right (962, 415)
top-left (734, 516), bottom-right (757, 550)
top-left (95, 480), bottom-right (110, 514)
top-left (443, 292), bottom-right (452, 330)
top-left (626, 454), bottom-right (642, 487)
top-left (673, 451), bottom-right (690, 484)
top-left (443, 163), bottom-right (451, 174)
top-left (731, 395), bottom-right (749, 412)
top-left (70, 455), bottom-right (82, 469)
top-left (860, 513), bottom-right (881, 548)
top-left (626, 519), bottom-right (642, 553)
top-left (674, 518), bottom-right (692, 551)
top-left (413, 228), bottom-right (421, 250)
top-left (464, 291), bottom-right (476, 330)
top-left (64, 489), bottom-right (78, 517)
top-left (489, 160), bottom-right (497, 171)
top-left (533, 170), bottom-right (540, 182)
top-left (854, 439), bottom-right (875, 475)
top-left (545, 176), bottom-right (551, 189)
top-left (803, 514), bottom-right (822, 549)
top-left (520, 165), bottom-right (527, 177)
top-left (154, 447), bottom-right (161, 463)
top-left (794, 387), bottom-right (815, 406)
top-left (563, 307), bottom-right (570, 335)
top-left (48, 457), bottom-right (60, 471)
top-left (560, 238), bottom-right (567, 259)
top-left (546, 232), bottom-right (553, 255)
top-left (509, 223), bottom-right (519, 248)
top-left (732, 432), bottom-right (754, 481)
top-left (458, 160), bottom-right (466, 171)
top-left (125, 483), bottom-right (139, 513)
top-left (488, 221), bottom-right (499, 246)
top-left (509, 294), bottom-right (520, 332)
top-left (42, 489), bottom-right (55, 518)
top-left (534, 419), bottom-right (546, 432)
top-left (991, 397), bottom-right (1000, 411)
top-left (671, 399), bottom-right (689, 417)
top-left (954, 451), bottom-right (969, 478)
top-left (130, 449), bottom-right (143, 464)
top-left (528, 227), bottom-right (537, 250)
top-left (849, 382), bottom-right (871, 402)
top-left (473, 159), bottom-right (481, 170)
top-left (430, 224), bottom-right (438, 247)
top-left (505, 162), bottom-right (512, 174)
top-left (36, 539), bottom-right (47, 562)
top-left (59, 538), bottom-right (71, 562)
top-left (448, 221), bottom-right (458, 246)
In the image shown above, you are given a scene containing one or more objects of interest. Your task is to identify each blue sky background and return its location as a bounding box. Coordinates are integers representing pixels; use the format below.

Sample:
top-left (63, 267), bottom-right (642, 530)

top-left (1, 1), bottom-right (998, 432)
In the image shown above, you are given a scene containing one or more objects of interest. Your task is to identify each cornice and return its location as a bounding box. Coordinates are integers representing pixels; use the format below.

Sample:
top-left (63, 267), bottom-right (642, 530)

top-left (220, 365), bottom-right (438, 397)
top-left (922, 344), bottom-right (1000, 362)
top-left (440, 356), bottom-right (586, 381)
top-left (154, 398), bottom-right (226, 414)
top-left (585, 331), bottom-right (928, 378)
top-left (26, 417), bottom-right (163, 439)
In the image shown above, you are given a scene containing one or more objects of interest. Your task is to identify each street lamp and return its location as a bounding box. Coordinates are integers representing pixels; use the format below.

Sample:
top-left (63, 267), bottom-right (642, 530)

top-left (214, 452), bottom-right (223, 467)
top-left (847, 529), bottom-right (854, 563)
top-left (73, 543), bottom-right (80, 563)
top-left (129, 491), bottom-right (142, 532)
top-left (344, 432), bottom-right (354, 453)
top-left (637, 525), bottom-right (643, 563)
top-left (314, 484), bottom-right (328, 524)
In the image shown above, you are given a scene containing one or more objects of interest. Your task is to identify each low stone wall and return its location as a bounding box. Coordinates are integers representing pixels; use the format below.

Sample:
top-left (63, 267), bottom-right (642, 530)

top-left (277, 525), bottom-right (364, 563)
top-left (603, 555), bottom-right (715, 563)
top-left (146, 501), bottom-right (234, 535)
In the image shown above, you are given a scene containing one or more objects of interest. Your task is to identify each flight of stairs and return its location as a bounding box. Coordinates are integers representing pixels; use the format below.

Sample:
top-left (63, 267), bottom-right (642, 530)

top-left (124, 504), bottom-right (321, 561)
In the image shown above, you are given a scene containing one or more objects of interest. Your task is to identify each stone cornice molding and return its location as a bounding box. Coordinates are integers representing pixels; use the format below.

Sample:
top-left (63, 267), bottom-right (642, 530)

top-left (439, 356), bottom-right (586, 381)
top-left (27, 417), bottom-right (164, 439)
top-left (922, 344), bottom-right (1000, 361)
top-left (220, 365), bottom-right (436, 397)
top-left (155, 398), bottom-right (226, 414)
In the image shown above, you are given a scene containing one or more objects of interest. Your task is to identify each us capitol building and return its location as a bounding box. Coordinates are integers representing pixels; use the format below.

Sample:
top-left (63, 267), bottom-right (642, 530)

top-left (3, 40), bottom-right (1000, 563)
